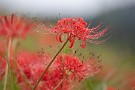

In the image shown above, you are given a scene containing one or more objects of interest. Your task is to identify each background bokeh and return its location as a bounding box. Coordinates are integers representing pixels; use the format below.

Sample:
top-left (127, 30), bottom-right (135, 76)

top-left (0, 0), bottom-right (135, 90)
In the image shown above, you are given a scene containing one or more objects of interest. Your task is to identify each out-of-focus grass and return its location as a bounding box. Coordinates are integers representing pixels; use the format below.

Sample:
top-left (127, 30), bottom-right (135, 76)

top-left (0, 73), bottom-right (20, 90)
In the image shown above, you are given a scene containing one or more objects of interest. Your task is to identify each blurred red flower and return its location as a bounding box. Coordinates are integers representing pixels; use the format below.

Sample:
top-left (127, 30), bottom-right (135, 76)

top-left (0, 42), bottom-right (6, 80)
top-left (16, 52), bottom-right (100, 90)
top-left (0, 14), bottom-right (34, 38)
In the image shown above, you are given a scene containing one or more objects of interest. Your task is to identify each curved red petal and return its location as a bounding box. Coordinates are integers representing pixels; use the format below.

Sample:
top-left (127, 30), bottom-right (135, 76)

top-left (69, 37), bottom-right (75, 48)
top-left (58, 33), bottom-right (63, 42)
top-left (80, 41), bottom-right (86, 48)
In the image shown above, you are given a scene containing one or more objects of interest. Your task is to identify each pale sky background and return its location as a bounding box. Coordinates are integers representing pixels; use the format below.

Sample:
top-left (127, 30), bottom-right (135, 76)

top-left (0, 0), bottom-right (135, 18)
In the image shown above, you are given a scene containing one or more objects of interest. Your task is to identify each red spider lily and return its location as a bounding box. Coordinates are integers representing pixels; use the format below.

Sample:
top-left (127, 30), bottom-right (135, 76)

top-left (16, 52), bottom-right (70, 90)
top-left (53, 54), bottom-right (100, 82)
top-left (0, 14), bottom-right (34, 38)
top-left (16, 52), bottom-right (61, 90)
top-left (15, 52), bottom-right (100, 90)
top-left (37, 17), bottom-right (109, 48)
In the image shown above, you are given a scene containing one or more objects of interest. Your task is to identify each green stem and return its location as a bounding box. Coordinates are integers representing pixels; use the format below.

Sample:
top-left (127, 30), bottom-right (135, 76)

top-left (12, 39), bottom-right (33, 89)
top-left (3, 38), bottom-right (14, 90)
top-left (33, 39), bottom-right (69, 90)
top-left (10, 39), bottom-right (33, 89)
top-left (3, 64), bottom-right (8, 90)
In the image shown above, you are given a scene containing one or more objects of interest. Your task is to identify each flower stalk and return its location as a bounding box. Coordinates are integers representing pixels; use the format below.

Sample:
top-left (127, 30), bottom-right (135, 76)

top-left (13, 58), bottom-right (33, 89)
top-left (33, 39), bottom-right (69, 90)
top-left (11, 39), bottom-right (33, 89)
top-left (3, 38), bottom-right (13, 90)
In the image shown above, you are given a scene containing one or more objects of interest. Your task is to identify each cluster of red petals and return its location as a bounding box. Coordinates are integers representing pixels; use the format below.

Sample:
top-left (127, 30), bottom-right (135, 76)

top-left (16, 52), bottom-right (51, 82)
top-left (0, 14), bottom-right (34, 38)
top-left (15, 52), bottom-right (100, 90)
top-left (53, 54), bottom-right (100, 81)
top-left (46, 17), bottom-right (109, 48)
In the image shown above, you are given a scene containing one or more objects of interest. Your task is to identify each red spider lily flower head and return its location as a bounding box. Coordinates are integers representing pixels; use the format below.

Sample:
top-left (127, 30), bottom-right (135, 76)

top-left (16, 51), bottom-right (51, 82)
top-left (53, 54), bottom-right (101, 82)
top-left (0, 14), bottom-right (34, 38)
top-left (39, 17), bottom-right (109, 48)
top-left (16, 52), bottom-right (72, 90)
top-left (16, 52), bottom-right (100, 90)
top-left (125, 72), bottom-right (135, 89)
